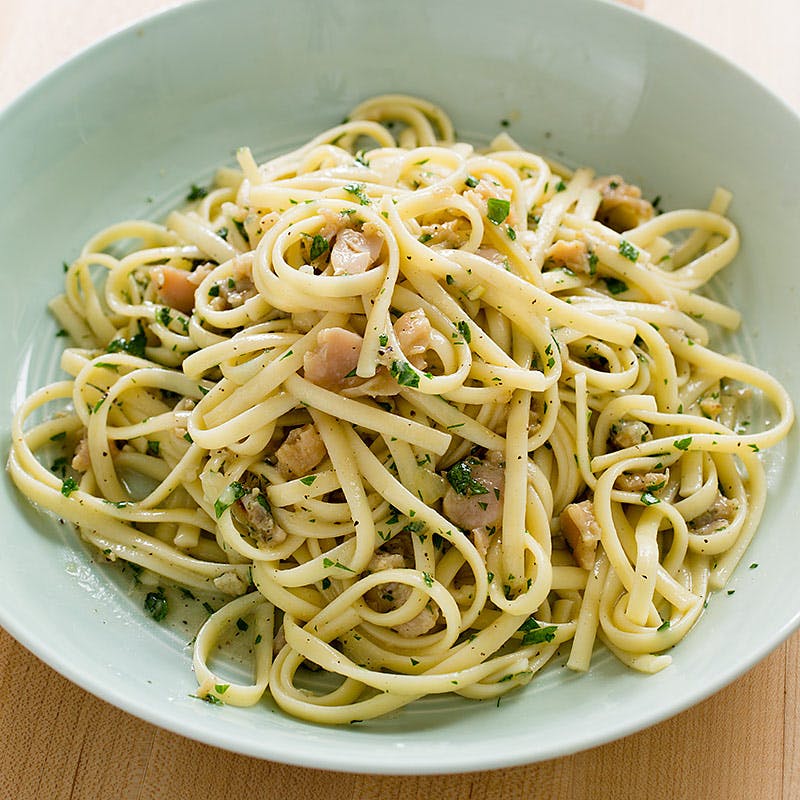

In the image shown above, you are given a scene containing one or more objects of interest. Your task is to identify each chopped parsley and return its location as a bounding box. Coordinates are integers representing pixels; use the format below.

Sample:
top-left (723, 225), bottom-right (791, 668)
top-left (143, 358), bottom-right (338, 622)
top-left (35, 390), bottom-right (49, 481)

top-left (554, 180), bottom-right (567, 192)
top-left (107, 329), bottom-right (147, 358)
top-left (214, 480), bottom-right (246, 518)
top-left (657, 619), bottom-right (670, 632)
top-left (422, 572), bottom-right (434, 588)
top-left (674, 436), bottom-right (693, 451)
top-left (465, 175), bottom-right (479, 188)
top-left (235, 618), bottom-right (249, 632)
top-left (156, 307), bottom-right (172, 326)
top-left (603, 277), bottom-right (629, 295)
top-left (641, 491), bottom-right (660, 506)
top-left (390, 360), bottom-right (420, 388)
top-left (343, 182), bottom-right (370, 205)
top-left (446, 459), bottom-right (488, 497)
top-left (618, 239), bottom-right (639, 262)
top-left (233, 219), bottom-right (248, 240)
top-left (456, 320), bottom-right (471, 343)
top-left (191, 693), bottom-right (223, 706)
top-left (299, 475), bottom-right (317, 486)
top-left (61, 476), bottom-right (79, 497)
top-left (309, 235), bottom-right (329, 261)
top-left (486, 197), bottom-right (510, 225)
top-left (418, 233), bottom-right (433, 244)
top-left (146, 440), bottom-right (160, 457)
top-left (144, 588), bottom-right (168, 622)
top-left (186, 183), bottom-right (208, 201)
top-left (322, 557), bottom-right (355, 573)
top-left (519, 616), bottom-right (558, 645)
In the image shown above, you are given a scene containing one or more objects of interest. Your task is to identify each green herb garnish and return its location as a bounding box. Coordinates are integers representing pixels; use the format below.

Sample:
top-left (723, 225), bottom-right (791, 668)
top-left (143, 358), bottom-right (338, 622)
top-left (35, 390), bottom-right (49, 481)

top-left (603, 277), bottom-right (629, 295)
top-left (519, 617), bottom-right (558, 645)
top-left (618, 239), bottom-right (639, 262)
top-left (446, 459), bottom-right (488, 497)
top-left (390, 360), bottom-right (420, 388)
top-left (61, 477), bottom-right (79, 497)
top-left (343, 182), bottom-right (370, 205)
top-left (309, 235), bottom-right (329, 260)
top-left (214, 480), bottom-right (246, 518)
top-left (641, 491), bottom-right (660, 506)
top-left (144, 588), bottom-right (168, 622)
top-left (107, 329), bottom-right (146, 358)
top-left (486, 197), bottom-right (510, 225)
top-left (186, 184), bottom-right (208, 201)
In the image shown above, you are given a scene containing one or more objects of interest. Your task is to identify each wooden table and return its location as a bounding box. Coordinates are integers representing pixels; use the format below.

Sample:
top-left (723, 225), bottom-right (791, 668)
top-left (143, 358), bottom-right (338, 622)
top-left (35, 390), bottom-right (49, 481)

top-left (2, 2), bottom-right (799, 797)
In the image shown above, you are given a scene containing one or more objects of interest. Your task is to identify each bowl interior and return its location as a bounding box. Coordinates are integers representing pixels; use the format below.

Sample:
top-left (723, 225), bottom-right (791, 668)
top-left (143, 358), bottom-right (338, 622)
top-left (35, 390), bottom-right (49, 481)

top-left (1, 0), bottom-right (799, 773)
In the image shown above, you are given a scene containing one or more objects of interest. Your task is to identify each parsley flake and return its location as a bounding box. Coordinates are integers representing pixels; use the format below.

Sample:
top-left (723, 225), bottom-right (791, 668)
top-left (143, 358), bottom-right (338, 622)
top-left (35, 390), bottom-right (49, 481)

top-left (486, 198), bottom-right (510, 225)
top-left (446, 459), bottom-right (488, 497)
top-left (519, 616), bottom-right (558, 645)
top-left (618, 239), bottom-right (639, 262)
top-left (641, 491), bottom-right (660, 506)
top-left (343, 183), bottom-right (370, 205)
top-left (186, 183), bottom-right (208, 201)
top-left (144, 588), bottom-right (168, 622)
top-left (214, 481), bottom-right (246, 518)
top-left (61, 477), bottom-right (79, 497)
top-left (309, 235), bottom-right (329, 261)
top-left (603, 277), bottom-right (629, 295)
top-left (390, 360), bottom-right (420, 388)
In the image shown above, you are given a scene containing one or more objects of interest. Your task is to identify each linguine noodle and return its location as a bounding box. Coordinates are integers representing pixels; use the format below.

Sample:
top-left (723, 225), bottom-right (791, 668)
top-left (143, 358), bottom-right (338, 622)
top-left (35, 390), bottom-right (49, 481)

top-left (8, 95), bottom-right (793, 723)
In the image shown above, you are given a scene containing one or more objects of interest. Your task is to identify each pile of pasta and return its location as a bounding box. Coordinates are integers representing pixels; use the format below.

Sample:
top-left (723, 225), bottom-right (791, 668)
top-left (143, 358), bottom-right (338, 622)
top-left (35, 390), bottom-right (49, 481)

top-left (8, 95), bottom-right (793, 723)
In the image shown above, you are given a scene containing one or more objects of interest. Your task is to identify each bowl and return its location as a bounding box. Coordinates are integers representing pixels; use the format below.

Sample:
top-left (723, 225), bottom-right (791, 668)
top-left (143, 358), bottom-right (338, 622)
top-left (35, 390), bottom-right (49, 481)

top-left (1, 0), bottom-right (799, 774)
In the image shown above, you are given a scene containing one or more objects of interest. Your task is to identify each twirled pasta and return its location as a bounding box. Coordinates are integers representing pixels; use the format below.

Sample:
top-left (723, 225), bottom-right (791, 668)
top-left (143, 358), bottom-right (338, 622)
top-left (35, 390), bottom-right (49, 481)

top-left (8, 95), bottom-right (793, 723)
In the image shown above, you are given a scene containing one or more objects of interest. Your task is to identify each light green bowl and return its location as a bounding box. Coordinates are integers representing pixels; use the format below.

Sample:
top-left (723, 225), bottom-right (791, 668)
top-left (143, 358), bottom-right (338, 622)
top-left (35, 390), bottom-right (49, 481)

top-left (1, 0), bottom-right (798, 773)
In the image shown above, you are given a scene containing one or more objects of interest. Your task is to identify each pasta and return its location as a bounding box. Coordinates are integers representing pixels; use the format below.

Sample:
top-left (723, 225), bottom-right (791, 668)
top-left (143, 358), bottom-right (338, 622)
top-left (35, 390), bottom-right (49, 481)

top-left (8, 94), bottom-right (793, 723)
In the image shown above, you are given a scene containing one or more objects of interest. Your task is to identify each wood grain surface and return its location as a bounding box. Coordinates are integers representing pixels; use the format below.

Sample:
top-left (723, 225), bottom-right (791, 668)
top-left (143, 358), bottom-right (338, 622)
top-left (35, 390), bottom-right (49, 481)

top-left (2, 2), bottom-right (799, 798)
